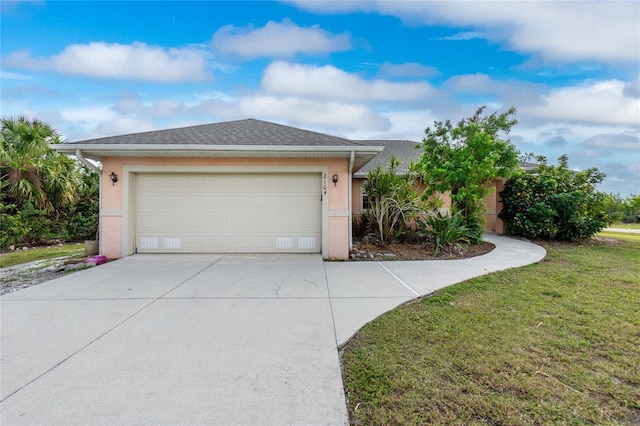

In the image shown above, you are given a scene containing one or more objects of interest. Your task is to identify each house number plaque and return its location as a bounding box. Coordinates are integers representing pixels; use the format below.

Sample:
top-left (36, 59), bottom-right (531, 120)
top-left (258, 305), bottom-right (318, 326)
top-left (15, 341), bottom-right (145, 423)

top-left (322, 173), bottom-right (328, 196)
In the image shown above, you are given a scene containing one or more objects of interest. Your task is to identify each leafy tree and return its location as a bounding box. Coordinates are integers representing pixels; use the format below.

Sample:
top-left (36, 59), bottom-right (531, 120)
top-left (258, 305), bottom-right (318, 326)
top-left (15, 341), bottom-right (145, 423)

top-left (1, 116), bottom-right (81, 213)
top-left (0, 117), bottom-right (98, 247)
top-left (412, 106), bottom-right (520, 242)
top-left (499, 155), bottom-right (610, 240)
top-left (622, 194), bottom-right (640, 223)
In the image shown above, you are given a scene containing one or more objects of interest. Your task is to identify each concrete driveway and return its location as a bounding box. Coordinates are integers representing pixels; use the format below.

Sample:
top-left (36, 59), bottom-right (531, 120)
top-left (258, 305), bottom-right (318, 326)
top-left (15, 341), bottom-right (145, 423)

top-left (1, 234), bottom-right (546, 425)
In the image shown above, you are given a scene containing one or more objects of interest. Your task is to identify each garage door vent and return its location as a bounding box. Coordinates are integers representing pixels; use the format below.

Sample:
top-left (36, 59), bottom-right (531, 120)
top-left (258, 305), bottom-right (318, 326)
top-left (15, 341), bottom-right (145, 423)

top-left (140, 237), bottom-right (160, 249)
top-left (298, 237), bottom-right (316, 249)
top-left (275, 238), bottom-right (294, 249)
top-left (163, 237), bottom-right (182, 249)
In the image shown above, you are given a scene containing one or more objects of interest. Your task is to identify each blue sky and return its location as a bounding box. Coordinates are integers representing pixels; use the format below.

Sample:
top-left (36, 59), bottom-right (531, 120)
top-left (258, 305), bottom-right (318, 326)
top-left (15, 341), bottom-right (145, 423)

top-left (1, 0), bottom-right (639, 195)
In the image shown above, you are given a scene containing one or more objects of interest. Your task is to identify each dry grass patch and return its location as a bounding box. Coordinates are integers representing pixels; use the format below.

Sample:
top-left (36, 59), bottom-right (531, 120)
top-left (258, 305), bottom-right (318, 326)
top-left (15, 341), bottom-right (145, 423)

top-left (342, 240), bottom-right (640, 425)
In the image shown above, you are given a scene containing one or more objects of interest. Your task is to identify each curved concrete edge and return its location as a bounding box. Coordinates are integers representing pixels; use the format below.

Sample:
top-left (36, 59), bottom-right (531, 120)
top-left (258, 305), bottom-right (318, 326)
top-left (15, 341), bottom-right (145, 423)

top-left (460, 233), bottom-right (547, 272)
top-left (333, 234), bottom-right (547, 347)
top-left (603, 227), bottom-right (640, 234)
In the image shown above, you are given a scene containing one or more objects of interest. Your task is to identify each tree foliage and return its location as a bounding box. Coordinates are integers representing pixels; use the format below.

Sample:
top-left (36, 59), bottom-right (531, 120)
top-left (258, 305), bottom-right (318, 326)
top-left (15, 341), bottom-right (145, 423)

top-left (499, 155), bottom-right (610, 240)
top-left (1, 116), bottom-right (82, 212)
top-left (604, 193), bottom-right (640, 223)
top-left (412, 106), bottom-right (520, 242)
top-left (1, 117), bottom-right (99, 247)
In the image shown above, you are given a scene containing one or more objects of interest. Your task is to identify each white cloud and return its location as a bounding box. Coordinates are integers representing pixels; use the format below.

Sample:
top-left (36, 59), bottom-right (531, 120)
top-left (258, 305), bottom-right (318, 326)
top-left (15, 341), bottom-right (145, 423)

top-left (624, 73), bottom-right (640, 99)
top-left (194, 94), bottom-right (389, 132)
top-left (438, 31), bottom-right (483, 41)
top-left (290, 1), bottom-right (640, 63)
top-left (377, 62), bottom-right (438, 79)
top-left (2, 42), bottom-right (211, 82)
top-left (261, 61), bottom-right (434, 101)
top-left (524, 79), bottom-right (640, 126)
top-left (212, 19), bottom-right (351, 58)
top-left (0, 69), bottom-right (31, 80)
top-left (445, 73), bottom-right (496, 94)
top-left (95, 118), bottom-right (156, 138)
top-left (112, 92), bottom-right (186, 119)
top-left (240, 96), bottom-right (389, 131)
top-left (583, 134), bottom-right (640, 151)
top-left (342, 109), bottom-right (439, 141)
top-left (59, 105), bottom-right (117, 124)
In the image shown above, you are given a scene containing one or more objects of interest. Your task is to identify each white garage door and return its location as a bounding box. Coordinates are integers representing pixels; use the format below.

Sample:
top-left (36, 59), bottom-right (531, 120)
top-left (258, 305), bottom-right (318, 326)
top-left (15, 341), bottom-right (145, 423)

top-left (135, 173), bottom-right (322, 253)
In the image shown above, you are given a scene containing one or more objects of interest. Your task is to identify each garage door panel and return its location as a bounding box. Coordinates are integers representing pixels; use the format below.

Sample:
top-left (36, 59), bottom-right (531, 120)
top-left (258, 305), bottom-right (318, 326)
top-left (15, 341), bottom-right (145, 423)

top-left (252, 216), bottom-right (272, 228)
top-left (185, 216), bottom-right (208, 229)
top-left (228, 194), bottom-right (251, 209)
top-left (185, 236), bottom-right (206, 249)
top-left (162, 216), bottom-right (184, 231)
top-left (252, 194), bottom-right (273, 209)
top-left (162, 176), bottom-right (185, 191)
top-left (208, 216), bottom-right (229, 230)
top-left (207, 194), bottom-right (229, 211)
top-left (185, 194), bottom-right (207, 210)
top-left (136, 173), bottom-right (321, 253)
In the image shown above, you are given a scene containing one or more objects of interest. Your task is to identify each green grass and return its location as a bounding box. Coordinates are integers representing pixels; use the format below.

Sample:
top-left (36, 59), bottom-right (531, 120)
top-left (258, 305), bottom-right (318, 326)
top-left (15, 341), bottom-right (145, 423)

top-left (0, 243), bottom-right (85, 268)
top-left (342, 240), bottom-right (640, 425)
top-left (598, 231), bottom-right (640, 243)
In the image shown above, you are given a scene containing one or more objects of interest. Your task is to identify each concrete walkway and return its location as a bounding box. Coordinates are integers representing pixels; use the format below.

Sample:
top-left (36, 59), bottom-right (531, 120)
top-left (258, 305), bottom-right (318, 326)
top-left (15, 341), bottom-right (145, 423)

top-left (1, 234), bottom-right (545, 425)
top-left (603, 227), bottom-right (640, 234)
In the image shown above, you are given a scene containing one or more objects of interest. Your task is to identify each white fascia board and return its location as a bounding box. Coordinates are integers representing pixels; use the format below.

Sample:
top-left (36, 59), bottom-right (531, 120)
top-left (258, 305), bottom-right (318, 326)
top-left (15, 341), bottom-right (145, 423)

top-left (52, 143), bottom-right (383, 153)
top-left (51, 144), bottom-right (384, 159)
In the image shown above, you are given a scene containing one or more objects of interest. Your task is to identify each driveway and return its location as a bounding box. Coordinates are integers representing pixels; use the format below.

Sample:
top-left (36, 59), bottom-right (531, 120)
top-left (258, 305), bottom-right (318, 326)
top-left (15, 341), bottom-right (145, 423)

top-left (1, 234), bottom-right (546, 425)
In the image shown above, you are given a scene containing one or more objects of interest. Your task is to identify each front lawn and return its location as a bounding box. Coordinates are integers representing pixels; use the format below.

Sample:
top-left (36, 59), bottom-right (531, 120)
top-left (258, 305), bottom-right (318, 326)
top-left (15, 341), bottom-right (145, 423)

top-left (0, 243), bottom-right (85, 268)
top-left (342, 238), bottom-right (640, 425)
top-left (598, 231), bottom-right (640, 244)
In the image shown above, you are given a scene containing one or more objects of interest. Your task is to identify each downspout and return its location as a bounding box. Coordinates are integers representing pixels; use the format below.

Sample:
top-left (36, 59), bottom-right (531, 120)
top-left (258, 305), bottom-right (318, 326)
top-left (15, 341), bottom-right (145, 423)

top-left (348, 150), bottom-right (355, 251)
top-left (75, 149), bottom-right (100, 173)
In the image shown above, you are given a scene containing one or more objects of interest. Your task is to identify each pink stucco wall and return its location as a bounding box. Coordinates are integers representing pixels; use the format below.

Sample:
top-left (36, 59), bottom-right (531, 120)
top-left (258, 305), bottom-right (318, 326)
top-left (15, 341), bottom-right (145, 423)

top-left (99, 156), bottom-right (351, 260)
top-left (352, 175), bottom-right (506, 235)
top-left (483, 178), bottom-right (506, 234)
top-left (351, 177), bottom-right (451, 215)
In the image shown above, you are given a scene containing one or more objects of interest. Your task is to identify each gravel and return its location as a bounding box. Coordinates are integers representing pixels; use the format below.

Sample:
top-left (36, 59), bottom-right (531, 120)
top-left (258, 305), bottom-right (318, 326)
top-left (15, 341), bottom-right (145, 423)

top-left (0, 257), bottom-right (87, 296)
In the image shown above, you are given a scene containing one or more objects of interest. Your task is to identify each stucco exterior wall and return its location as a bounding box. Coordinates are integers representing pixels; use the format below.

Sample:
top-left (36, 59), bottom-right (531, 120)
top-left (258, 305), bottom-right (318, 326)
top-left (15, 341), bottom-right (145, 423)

top-left (99, 156), bottom-right (351, 260)
top-left (351, 177), bottom-right (451, 215)
top-left (483, 178), bottom-right (506, 234)
top-left (352, 175), bottom-right (508, 235)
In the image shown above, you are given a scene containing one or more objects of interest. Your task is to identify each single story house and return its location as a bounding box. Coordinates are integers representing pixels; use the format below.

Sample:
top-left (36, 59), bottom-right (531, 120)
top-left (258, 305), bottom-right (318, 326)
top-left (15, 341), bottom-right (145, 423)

top-left (53, 118), bottom-right (515, 260)
top-left (54, 119), bottom-right (383, 260)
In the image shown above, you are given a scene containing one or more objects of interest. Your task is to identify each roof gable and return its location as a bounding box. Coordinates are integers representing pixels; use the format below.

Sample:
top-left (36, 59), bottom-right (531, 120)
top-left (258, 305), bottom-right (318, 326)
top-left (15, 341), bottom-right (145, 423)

top-left (69, 118), bottom-right (365, 147)
top-left (353, 140), bottom-right (422, 177)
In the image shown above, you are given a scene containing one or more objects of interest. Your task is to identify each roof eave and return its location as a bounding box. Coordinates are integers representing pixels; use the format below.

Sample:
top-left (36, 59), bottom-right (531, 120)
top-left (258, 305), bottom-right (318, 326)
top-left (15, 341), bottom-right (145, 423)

top-left (52, 144), bottom-right (384, 172)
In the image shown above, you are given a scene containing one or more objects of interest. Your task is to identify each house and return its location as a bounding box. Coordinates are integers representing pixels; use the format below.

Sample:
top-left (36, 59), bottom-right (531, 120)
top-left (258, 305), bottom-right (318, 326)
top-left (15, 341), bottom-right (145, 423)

top-left (351, 139), bottom-right (510, 234)
top-left (351, 139), bottom-right (437, 216)
top-left (53, 118), bottom-right (513, 260)
top-left (53, 119), bottom-right (383, 260)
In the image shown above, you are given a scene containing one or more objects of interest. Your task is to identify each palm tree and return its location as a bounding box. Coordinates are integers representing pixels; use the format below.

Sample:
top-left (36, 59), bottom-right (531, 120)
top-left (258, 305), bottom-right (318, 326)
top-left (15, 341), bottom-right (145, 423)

top-left (0, 117), bottom-right (81, 213)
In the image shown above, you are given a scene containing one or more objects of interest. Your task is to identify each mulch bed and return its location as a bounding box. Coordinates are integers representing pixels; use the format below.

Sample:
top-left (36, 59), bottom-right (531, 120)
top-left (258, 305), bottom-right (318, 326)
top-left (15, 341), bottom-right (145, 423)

top-left (351, 237), bottom-right (495, 261)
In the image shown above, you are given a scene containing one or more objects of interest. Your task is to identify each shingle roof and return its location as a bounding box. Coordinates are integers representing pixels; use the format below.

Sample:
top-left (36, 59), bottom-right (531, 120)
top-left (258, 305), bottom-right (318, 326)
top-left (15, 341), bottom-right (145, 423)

top-left (353, 140), bottom-right (422, 177)
top-left (68, 118), bottom-right (367, 147)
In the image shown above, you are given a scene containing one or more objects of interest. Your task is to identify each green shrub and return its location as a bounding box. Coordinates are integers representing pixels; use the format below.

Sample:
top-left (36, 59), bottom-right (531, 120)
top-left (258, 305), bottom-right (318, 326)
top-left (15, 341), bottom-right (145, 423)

top-left (0, 203), bottom-right (29, 248)
top-left (363, 156), bottom-right (424, 242)
top-left (419, 211), bottom-right (473, 255)
top-left (499, 155), bottom-right (610, 240)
